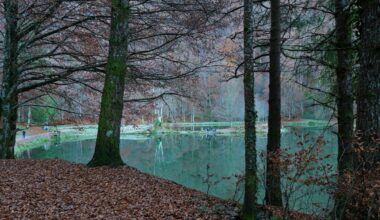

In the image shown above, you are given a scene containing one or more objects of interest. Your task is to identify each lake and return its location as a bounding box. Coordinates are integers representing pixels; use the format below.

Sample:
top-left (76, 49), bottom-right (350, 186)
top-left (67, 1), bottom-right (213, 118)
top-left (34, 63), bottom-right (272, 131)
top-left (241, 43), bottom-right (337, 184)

top-left (17, 127), bottom-right (337, 215)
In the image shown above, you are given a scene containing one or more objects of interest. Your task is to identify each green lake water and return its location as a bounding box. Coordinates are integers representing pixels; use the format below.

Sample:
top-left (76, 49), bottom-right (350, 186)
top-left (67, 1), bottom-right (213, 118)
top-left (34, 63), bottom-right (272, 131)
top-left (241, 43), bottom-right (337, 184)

top-left (18, 127), bottom-right (337, 215)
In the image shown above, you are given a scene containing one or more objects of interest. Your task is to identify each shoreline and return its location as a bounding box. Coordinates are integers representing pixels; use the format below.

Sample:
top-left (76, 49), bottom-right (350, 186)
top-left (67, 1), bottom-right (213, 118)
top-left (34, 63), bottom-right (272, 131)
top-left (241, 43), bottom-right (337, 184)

top-left (15, 120), bottom-right (330, 155)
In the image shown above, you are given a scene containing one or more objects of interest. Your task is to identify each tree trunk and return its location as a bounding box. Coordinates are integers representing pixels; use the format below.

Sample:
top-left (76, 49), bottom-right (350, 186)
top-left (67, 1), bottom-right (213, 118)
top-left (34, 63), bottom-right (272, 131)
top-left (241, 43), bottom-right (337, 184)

top-left (27, 106), bottom-right (31, 128)
top-left (0, 0), bottom-right (19, 159)
top-left (265, 0), bottom-right (283, 207)
top-left (356, 0), bottom-right (380, 138)
top-left (88, 0), bottom-right (129, 167)
top-left (333, 0), bottom-right (354, 217)
top-left (242, 0), bottom-right (257, 219)
top-left (0, 95), bottom-right (19, 159)
top-left (2, 96), bottom-right (19, 159)
top-left (335, 0), bottom-right (355, 175)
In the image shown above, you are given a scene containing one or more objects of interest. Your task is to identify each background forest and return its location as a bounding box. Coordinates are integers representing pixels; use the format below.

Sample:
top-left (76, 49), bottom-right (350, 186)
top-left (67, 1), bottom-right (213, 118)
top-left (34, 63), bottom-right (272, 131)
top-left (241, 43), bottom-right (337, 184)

top-left (4, 0), bottom-right (330, 126)
top-left (0, 0), bottom-right (379, 219)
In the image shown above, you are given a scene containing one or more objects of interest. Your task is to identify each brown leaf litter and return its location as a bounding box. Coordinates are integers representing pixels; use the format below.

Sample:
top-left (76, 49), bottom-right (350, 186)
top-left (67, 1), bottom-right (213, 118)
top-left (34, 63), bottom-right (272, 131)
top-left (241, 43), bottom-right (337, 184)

top-left (0, 159), bottom-right (238, 219)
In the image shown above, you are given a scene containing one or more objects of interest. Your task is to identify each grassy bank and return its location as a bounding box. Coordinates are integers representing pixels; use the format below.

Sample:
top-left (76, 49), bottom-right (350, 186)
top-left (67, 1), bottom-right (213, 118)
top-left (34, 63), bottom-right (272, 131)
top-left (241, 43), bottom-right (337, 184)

top-left (15, 132), bottom-right (96, 156)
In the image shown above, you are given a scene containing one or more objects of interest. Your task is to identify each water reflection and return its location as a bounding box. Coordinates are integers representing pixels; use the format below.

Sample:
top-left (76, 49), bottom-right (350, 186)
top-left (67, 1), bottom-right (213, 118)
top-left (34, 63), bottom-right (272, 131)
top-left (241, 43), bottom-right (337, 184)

top-left (17, 128), bottom-right (337, 215)
top-left (153, 137), bottom-right (164, 175)
top-left (43, 143), bottom-right (49, 151)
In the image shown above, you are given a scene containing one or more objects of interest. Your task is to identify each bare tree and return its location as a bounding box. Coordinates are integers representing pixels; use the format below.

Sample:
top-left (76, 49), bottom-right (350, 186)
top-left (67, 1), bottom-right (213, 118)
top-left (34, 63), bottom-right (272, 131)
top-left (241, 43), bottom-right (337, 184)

top-left (265, 0), bottom-right (283, 208)
top-left (0, 0), bottom-right (106, 158)
top-left (242, 0), bottom-right (257, 218)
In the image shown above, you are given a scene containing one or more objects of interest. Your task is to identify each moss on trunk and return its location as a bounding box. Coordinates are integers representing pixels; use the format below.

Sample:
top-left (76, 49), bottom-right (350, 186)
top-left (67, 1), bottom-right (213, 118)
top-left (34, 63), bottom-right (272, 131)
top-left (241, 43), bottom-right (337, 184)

top-left (88, 0), bottom-right (129, 167)
top-left (0, 0), bottom-right (19, 159)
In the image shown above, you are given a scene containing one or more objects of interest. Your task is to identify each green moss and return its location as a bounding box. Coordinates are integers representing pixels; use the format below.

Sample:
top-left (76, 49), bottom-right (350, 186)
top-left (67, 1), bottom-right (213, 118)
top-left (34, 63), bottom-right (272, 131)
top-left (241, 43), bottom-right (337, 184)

top-left (106, 58), bottom-right (127, 75)
top-left (245, 174), bottom-right (257, 187)
top-left (241, 213), bottom-right (256, 220)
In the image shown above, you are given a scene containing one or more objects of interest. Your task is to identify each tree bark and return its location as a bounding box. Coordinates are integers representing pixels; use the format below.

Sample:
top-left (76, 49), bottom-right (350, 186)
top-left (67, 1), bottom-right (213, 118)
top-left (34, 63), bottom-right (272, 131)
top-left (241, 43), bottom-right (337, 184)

top-left (265, 0), bottom-right (283, 207)
top-left (242, 0), bottom-right (257, 219)
top-left (333, 0), bottom-right (355, 217)
top-left (0, 0), bottom-right (19, 159)
top-left (3, 95), bottom-right (18, 159)
top-left (335, 0), bottom-right (354, 175)
top-left (88, 0), bottom-right (129, 167)
top-left (356, 0), bottom-right (380, 138)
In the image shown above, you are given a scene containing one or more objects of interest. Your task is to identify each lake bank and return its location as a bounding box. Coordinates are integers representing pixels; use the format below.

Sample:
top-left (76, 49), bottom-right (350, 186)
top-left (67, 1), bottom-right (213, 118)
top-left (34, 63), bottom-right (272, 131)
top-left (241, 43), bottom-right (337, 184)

top-left (0, 159), bottom-right (320, 220)
top-left (0, 159), bottom-right (237, 219)
top-left (16, 119), bottom-right (331, 154)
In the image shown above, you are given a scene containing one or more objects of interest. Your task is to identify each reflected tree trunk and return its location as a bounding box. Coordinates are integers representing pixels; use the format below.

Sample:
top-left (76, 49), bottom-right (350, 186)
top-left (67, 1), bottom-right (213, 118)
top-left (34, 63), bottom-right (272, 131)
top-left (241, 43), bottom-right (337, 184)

top-left (27, 106), bottom-right (31, 128)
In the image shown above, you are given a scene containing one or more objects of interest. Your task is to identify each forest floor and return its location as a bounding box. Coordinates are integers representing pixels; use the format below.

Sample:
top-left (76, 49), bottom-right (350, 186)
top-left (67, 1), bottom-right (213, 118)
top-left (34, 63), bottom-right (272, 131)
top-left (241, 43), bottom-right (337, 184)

top-left (0, 159), bottom-right (238, 219)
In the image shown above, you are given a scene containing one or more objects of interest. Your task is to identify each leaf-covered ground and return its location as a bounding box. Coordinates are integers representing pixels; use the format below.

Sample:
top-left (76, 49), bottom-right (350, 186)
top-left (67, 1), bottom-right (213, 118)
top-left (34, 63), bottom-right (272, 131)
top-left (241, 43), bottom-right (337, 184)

top-left (0, 159), bottom-right (237, 219)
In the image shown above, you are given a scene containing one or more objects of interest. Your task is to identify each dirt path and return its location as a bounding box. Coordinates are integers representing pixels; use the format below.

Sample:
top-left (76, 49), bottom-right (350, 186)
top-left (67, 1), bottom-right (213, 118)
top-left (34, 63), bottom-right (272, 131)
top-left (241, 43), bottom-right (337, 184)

top-left (16, 127), bottom-right (51, 144)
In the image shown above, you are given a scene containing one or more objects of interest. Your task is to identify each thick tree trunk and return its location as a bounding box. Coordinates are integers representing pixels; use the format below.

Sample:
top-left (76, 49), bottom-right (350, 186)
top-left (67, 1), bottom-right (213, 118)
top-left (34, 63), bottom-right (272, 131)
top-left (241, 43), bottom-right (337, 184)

top-left (0, 0), bottom-right (19, 159)
top-left (1, 96), bottom-right (19, 159)
top-left (335, 0), bottom-right (354, 176)
top-left (334, 0), bottom-right (354, 217)
top-left (88, 0), bottom-right (129, 167)
top-left (356, 0), bottom-right (380, 138)
top-left (242, 0), bottom-right (257, 219)
top-left (265, 0), bottom-right (283, 207)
